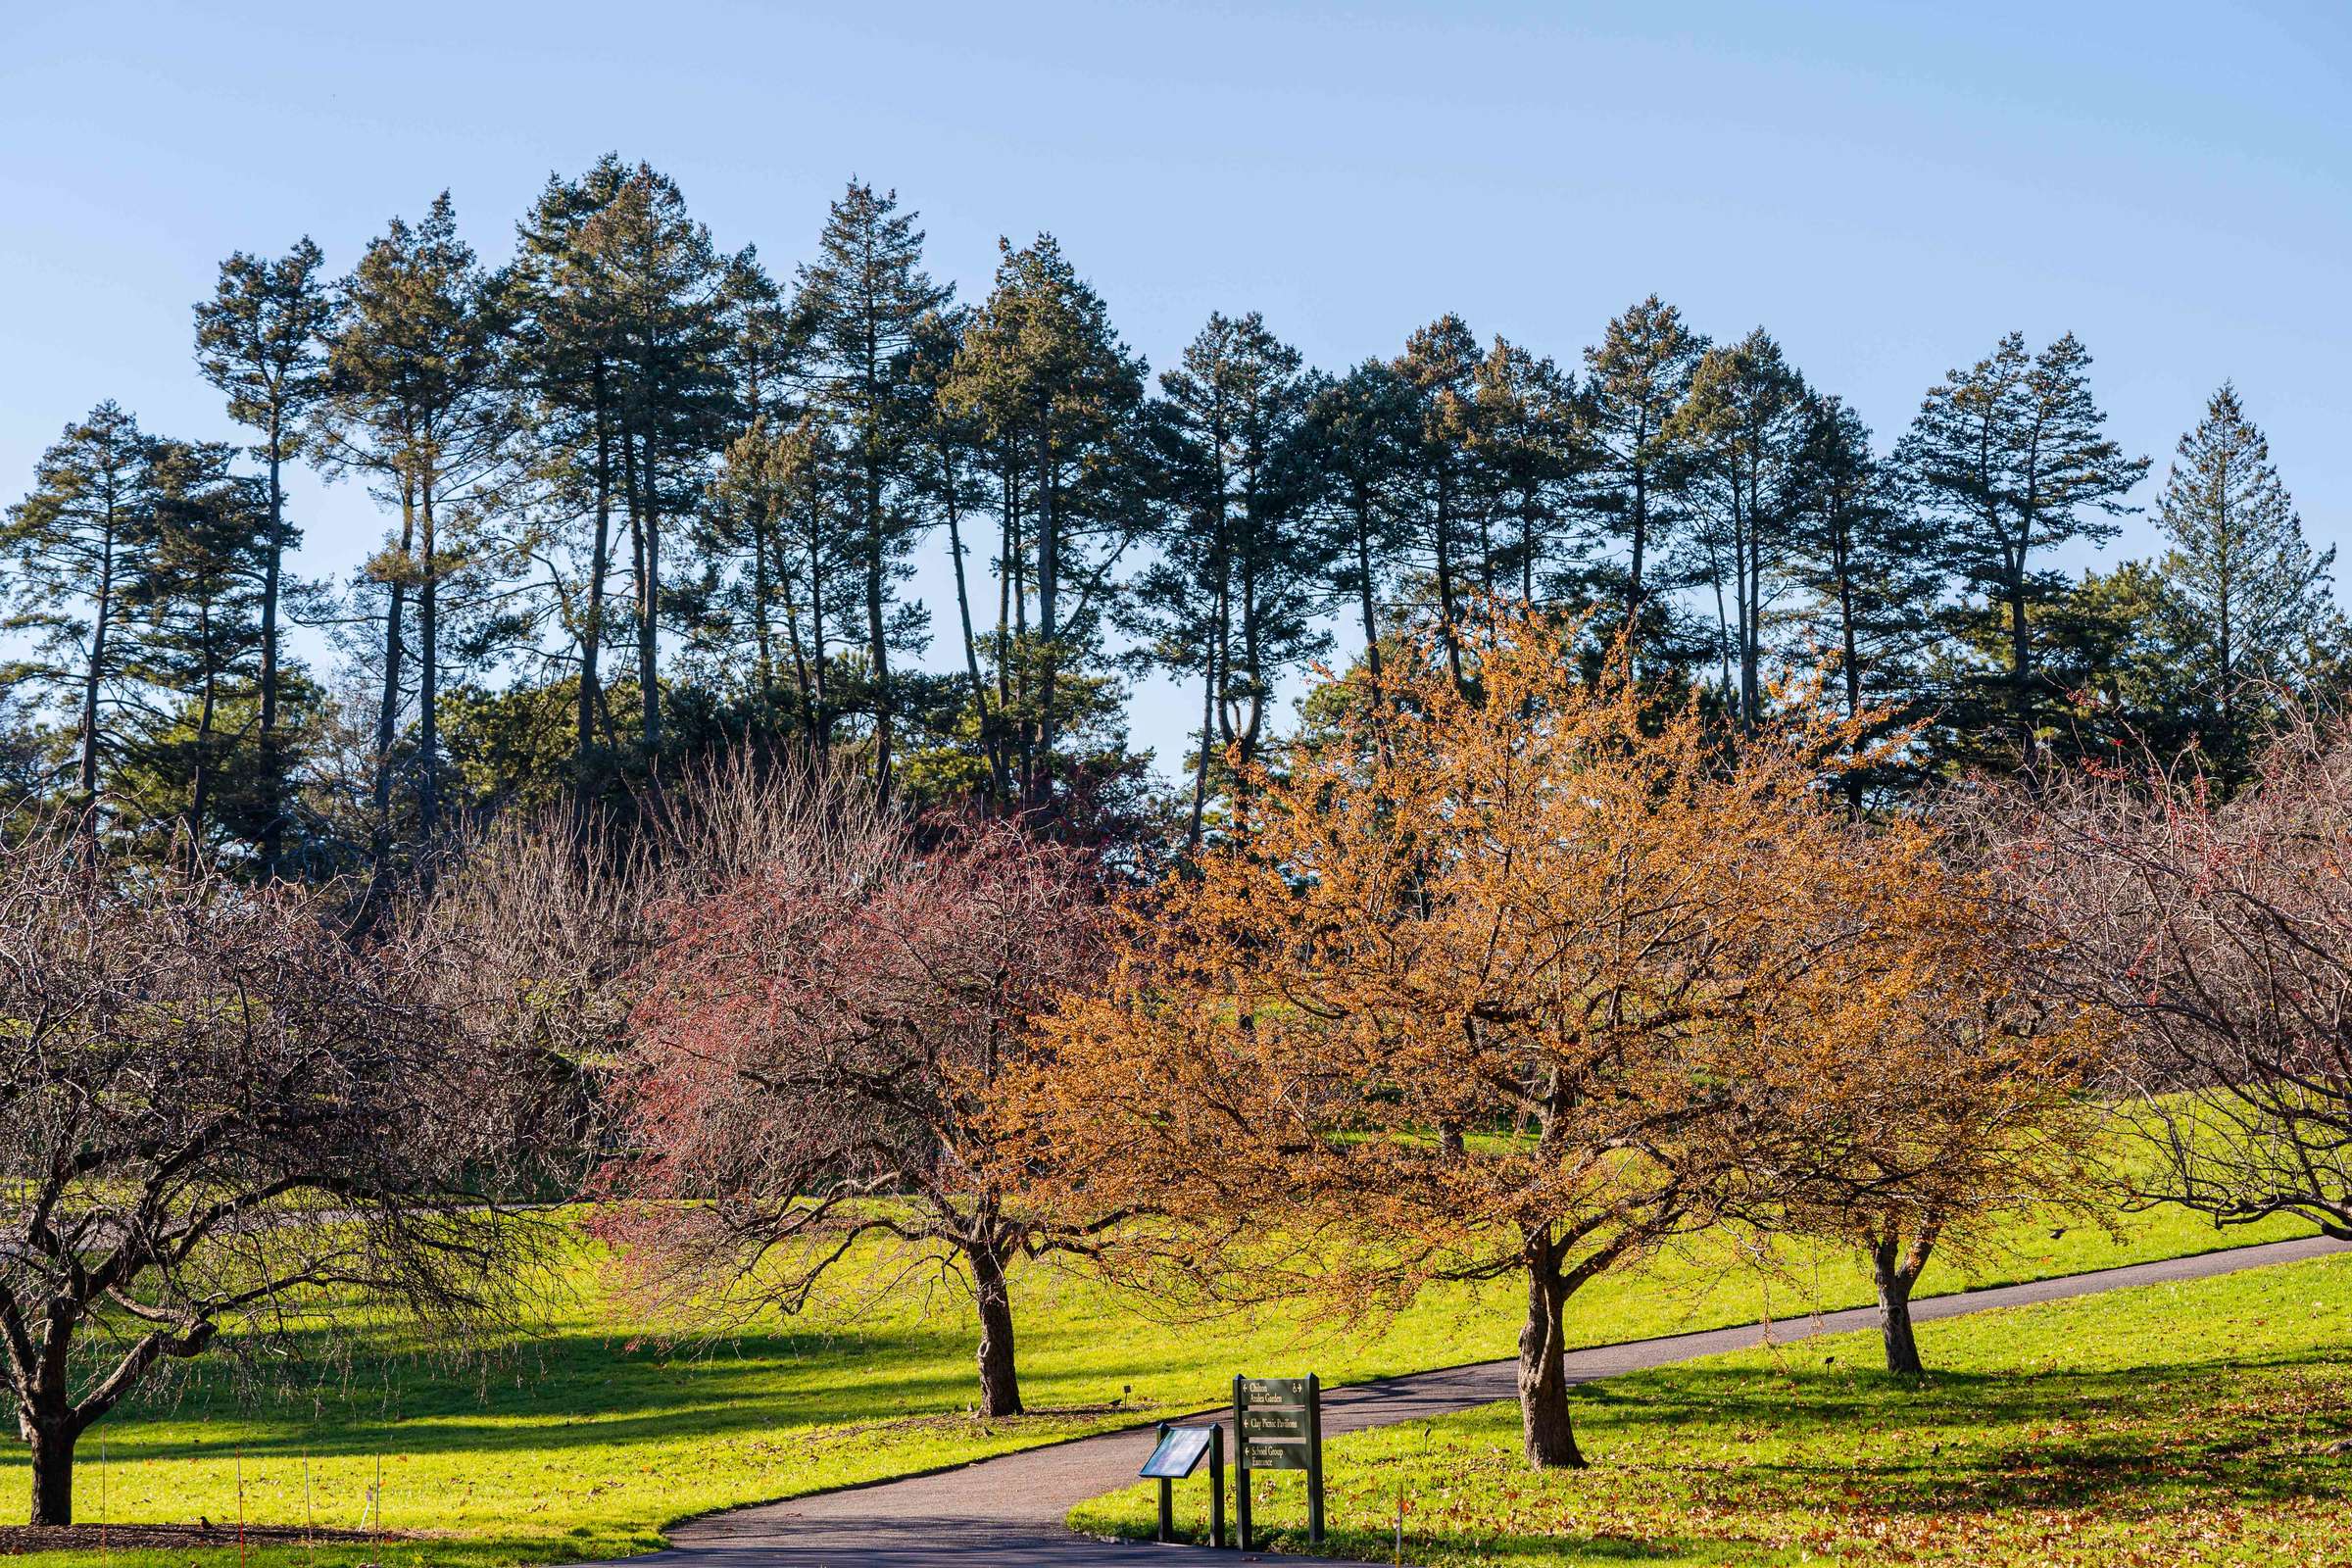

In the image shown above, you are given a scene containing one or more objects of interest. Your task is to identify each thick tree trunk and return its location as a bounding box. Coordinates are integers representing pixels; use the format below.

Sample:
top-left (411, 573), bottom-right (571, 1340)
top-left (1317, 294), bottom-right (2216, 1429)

top-left (1517, 1258), bottom-right (1585, 1469)
top-left (25, 1419), bottom-right (75, 1527)
top-left (967, 1242), bottom-right (1023, 1418)
top-left (1870, 1234), bottom-right (1926, 1376)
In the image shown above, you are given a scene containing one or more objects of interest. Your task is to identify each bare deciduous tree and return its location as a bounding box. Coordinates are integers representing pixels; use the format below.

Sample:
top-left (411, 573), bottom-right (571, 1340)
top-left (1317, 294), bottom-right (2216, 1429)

top-left (0, 827), bottom-right (555, 1528)
top-left (587, 764), bottom-right (1109, 1417)
top-left (1984, 715), bottom-right (2352, 1241)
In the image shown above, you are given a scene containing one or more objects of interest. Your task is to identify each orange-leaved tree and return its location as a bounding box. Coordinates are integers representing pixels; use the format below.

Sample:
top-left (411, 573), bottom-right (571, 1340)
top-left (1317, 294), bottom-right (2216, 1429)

top-left (1746, 886), bottom-right (2105, 1375)
top-left (1008, 607), bottom-right (2018, 1467)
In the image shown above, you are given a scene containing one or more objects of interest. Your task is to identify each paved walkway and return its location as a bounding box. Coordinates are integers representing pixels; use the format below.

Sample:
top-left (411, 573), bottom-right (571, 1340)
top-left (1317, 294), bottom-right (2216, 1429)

top-left (586, 1235), bottom-right (2344, 1567)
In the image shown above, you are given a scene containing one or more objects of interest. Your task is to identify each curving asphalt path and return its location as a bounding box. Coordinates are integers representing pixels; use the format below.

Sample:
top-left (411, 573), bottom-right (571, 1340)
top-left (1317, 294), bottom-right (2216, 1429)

top-left (583, 1234), bottom-right (2344, 1567)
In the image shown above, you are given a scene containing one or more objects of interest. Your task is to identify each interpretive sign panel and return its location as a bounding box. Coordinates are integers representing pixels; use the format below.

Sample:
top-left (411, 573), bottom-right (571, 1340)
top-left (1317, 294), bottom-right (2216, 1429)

top-left (1140, 1425), bottom-right (1214, 1480)
top-left (1140, 1422), bottom-right (1225, 1546)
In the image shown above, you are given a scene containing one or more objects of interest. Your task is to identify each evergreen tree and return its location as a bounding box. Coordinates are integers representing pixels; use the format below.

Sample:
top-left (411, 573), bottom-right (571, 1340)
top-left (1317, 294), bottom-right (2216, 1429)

top-left (2, 401), bottom-right (153, 808)
top-left (700, 412), bottom-right (859, 748)
top-left (1582, 296), bottom-right (1704, 669)
top-left (1129, 311), bottom-right (1327, 844)
top-left (944, 235), bottom-right (1150, 808)
top-left (1468, 335), bottom-right (1585, 609)
top-left (1672, 329), bottom-right (1806, 727)
top-left (1393, 315), bottom-right (1482, 688)
top-left (1783, 394), bottom-right (1945, 799)
top-left (315, 192), bottom-right (512, 844)
top-left (794, 180), bottom-right (952, 800)
top-left (592, 165), bottom-right (734, 755)
top-left (1302, 360), bottom-right (1419, 683)
top-left (193, 237), bottom-right (331, 872)
top-left (116, 439), bottom-right (270, 852)
top-left (2147, 382), bottom-right (2342, 773)
top-left (507, 156), bottom-right (634, 778)
top-left (906, 304), bottom-right (1010, 799)
top-left (1898, 331), bottom-right (2148, 752)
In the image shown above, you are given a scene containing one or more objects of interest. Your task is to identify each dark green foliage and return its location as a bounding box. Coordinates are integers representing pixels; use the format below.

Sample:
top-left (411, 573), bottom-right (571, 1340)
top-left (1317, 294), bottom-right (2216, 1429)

top-left (315, 191), bottom-right (514, 844)
top-left (1898, 331), bottom-right (2150, 760)
top-left (1672, 328), bottom-right (1808, 728)
top-left (1580, 295), bottom-right (1706, 667)
top-left (943, 234), bottom-right (1152, 811)
top-left (1128, 311), bottom-right (1329, 843)
top-left (17, 165), bottom-right (2344, 878)
top-left (794, 180), bottom-right (953, 800)
top-left (193, 236), bottom-right (331, 872)
top-left (114, 439), bottom-right (271, 853)
top-left (2143, 383), bottom-right (2343, 777)
top-left (3, 401), bottom-right (155, 806)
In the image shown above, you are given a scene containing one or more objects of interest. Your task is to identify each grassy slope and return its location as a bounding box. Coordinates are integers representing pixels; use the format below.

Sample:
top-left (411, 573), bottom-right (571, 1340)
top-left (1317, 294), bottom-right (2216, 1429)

top-left (0, 1199), bottom-right (2313, 1568)
top-left (1074, 1253), bottom-right (2352, 1567)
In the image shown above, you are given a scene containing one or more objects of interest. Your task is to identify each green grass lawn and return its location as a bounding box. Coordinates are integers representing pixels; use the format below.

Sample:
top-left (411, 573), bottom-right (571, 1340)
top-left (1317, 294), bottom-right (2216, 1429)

top-left (0, 1198), bottom-right (2314, 1568)
top-left (1073, 1252), bottom-right (2352, 1567)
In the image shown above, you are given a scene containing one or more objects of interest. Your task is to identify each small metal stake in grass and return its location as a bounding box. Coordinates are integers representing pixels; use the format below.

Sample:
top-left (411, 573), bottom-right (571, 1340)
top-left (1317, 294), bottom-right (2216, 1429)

top-left (98, 1437), bottom-right (107, 1564)
top-left (237, 1446), bottom-right (248, 1568)
top-left (304, 1449), bottom-right (315, 1567)
top-left (374, 1449), bottom-right (384, 1566)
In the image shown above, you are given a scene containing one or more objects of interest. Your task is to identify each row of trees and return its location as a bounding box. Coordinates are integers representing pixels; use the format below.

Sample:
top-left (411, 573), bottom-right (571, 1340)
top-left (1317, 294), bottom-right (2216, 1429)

top-left (8, 160), bottom-right (2342, 871)
top-left (9, 598), bottom-right (2352, 1520)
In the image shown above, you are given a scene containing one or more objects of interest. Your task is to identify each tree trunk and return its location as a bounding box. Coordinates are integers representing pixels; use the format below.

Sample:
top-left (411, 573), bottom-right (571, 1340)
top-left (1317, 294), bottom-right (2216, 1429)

top-left (25, 1418), bottom-right (75, 1528)
top-left (865, 461), bottom-right (892, 808)
top-left (416, 477), bottom-right (439, 840)
top-left (637, 432), bottom-right (662, 752)
top-left (576, 383), bottom-right (612, 773)
top-left (1035, 427), bottom-right (1059, 797)
top-left (1517, 1256), bottom-right (1585, 1468)
top-left (259, 436), bottom-right (284, 875)
top-left (967, 1242), bottom-right (1023, 1418)
top-left (77, 511), bottom-right (116, 802)
top-left (1870, 1234), bottom-right (1927, 1376)
top-left (942, 474), bottom-right (1003, 803)
top-left (370, 479), bottom-right (415, 860)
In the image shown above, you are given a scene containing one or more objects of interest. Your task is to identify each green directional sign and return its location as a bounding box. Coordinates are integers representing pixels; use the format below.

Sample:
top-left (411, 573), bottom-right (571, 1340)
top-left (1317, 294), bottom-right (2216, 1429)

top-left (1233, 1371), bottom-right (1325, 1547)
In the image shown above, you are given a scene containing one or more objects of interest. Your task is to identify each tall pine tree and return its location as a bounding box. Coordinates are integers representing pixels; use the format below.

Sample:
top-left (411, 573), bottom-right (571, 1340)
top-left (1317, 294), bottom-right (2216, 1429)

top-left (1899, 331), bottom-right (2148, 753)
top-left (794, 181), bottom-right (952, 800)
top-left (193, 237), bottom-right (331, 872)
top-left (2, 401), bottom-right (153, 809)
top-left (1582, 296), bottom-right (1704, 671)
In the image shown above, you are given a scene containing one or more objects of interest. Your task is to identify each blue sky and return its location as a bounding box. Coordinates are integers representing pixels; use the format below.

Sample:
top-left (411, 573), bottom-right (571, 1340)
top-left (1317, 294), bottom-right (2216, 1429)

top-left (4, 1), bottom-right (2347, 768)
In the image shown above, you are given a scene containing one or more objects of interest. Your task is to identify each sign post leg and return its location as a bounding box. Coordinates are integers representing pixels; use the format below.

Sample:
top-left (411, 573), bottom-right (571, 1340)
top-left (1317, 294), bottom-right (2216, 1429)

top-left (1306, 1374), bottom-right (1325, 1545)
top-left (1233, 1375), bottom-right (1252, 1551)
top-left (1155, 1424), bottom-right (1174, 1544)
top-left (1209, 1422), bottom-right (1226, 1549)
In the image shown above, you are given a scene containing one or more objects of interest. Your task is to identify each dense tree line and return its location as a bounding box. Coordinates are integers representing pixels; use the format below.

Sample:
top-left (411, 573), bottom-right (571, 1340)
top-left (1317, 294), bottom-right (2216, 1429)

top-left (6, 159), bottom-right (2342, 865)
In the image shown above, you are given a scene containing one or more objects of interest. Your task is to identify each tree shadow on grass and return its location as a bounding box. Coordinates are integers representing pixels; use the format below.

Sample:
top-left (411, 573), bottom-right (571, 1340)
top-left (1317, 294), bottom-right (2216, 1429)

top-left (1573, 1352), bottom-right (2352, 1519)
top-left (6, 1325), bottom-right (1164, 1468)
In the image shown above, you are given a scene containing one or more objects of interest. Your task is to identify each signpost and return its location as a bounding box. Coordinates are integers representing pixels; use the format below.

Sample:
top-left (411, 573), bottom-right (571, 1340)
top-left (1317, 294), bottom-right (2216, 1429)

top-left (1139, 1422), bottom-right (1225, 1547)
top-left (1232, 1373), bottom-right (1324, 1548)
